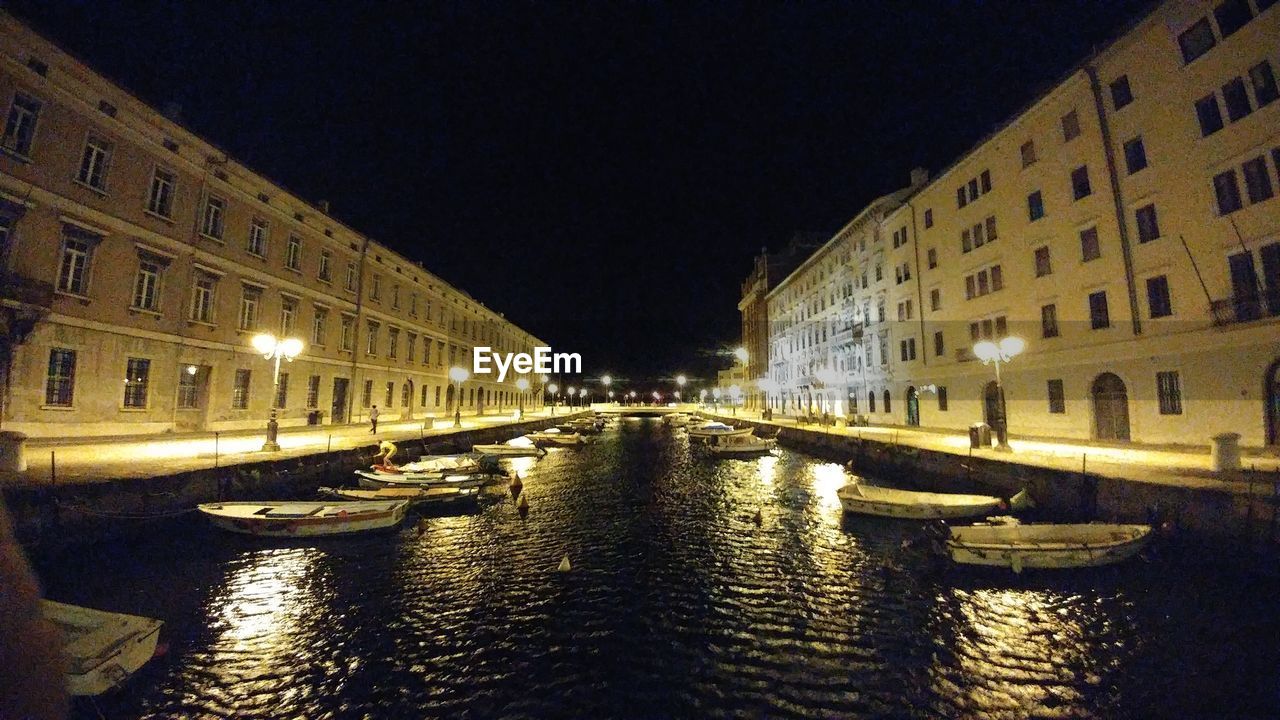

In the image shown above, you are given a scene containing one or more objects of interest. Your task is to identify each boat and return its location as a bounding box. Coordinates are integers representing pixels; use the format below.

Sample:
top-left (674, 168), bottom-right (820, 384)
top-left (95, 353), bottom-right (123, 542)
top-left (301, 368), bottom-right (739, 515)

top-left (837, 483), bottom-right (1033, 519)
top-left (526, 428), bottom-right (587, 446)
top-left (354, 471), bottom-right (491, 490)
top-left (43, 600), bottom-right (164, 696)
top-left (705, 432), bottom-right (776, 456)
top-left (946, 521), bottom-right (1153, 571)
top-left (687, 421), bottom-right (753, 440)
top-left (472, 442), bottom-right (546, 457)
top-left (197, 500), bottom-right (409, 537)
top-left (319, 485), bottom-right (480, 505)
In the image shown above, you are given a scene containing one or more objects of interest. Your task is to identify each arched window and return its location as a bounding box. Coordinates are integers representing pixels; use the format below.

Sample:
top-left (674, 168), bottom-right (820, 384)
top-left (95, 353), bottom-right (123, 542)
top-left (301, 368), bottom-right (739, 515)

top-left (868, 391), bottom-right (876, 413)
top-left (883, 389), bottom-right (892, 413)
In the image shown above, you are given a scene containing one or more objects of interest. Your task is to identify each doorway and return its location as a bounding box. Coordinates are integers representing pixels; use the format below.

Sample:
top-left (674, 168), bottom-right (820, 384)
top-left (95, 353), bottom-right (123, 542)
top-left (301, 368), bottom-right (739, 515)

top-left (1266, 359), bottom-right (1280, 445)
top-left (905, 386), bottom-right (920, 426)
top-left (1092, 372), bottom-right (1130, 441)
top-left (331, 378), bottom-right (349, 424)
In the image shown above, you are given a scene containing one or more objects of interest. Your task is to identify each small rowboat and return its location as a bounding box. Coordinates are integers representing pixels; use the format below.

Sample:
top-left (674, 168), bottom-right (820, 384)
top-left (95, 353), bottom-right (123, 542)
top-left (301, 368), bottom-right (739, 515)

top-left (526, 428), bottom-right (587, 446)
top-left (687, 422), bottom-right (753, 439)
top-left (319, 485), bottom-right (479, 505)
top-left (473, 443), bottom-right (545, 457)
top-left (197, 500), bottom-right (409, 537)
top-left (706, 433), bottom-right (776, 456)
top-left (43, 600), bottom-right (163, 696)
top-left (354, 471), bottom-right (490, 490)
top-left (946, 522), bottom-right (1153, 572)
top-left (837, 483), bottom-right (1033, 519)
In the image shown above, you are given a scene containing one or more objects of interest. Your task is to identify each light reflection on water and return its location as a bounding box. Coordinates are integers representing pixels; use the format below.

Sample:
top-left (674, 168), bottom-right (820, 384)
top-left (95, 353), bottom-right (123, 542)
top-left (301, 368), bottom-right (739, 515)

top-left (37, 419), bottom-right (1280, 719)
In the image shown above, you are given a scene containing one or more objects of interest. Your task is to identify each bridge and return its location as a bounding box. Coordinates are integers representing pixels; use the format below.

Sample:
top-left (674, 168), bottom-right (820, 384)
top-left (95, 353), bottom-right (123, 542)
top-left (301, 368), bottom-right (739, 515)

top-left (589, 403), bottom-right (701, 418)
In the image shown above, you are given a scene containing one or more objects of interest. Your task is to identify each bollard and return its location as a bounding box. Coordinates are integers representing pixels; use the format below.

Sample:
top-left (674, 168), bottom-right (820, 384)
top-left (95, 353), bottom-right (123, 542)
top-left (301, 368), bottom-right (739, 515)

top-left (1211, 432), bottom-right (1241, 472)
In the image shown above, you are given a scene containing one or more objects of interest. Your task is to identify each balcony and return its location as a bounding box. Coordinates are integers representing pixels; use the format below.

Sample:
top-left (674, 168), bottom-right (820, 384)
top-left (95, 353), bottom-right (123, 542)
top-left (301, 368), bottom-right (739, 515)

top-left (0, 269), bottom-right (54, 308)
top-left (832, 322), bottom-right (863, 345)
top-left (1210, 294), bottom-right (1280, 326)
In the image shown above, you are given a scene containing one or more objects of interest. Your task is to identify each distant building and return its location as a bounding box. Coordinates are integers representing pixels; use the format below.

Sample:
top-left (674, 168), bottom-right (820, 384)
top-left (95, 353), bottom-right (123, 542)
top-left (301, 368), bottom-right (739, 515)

top-left (0, 12), bottom-right (544, 437)
top-left (760, 0), bottom-right (1280, 446)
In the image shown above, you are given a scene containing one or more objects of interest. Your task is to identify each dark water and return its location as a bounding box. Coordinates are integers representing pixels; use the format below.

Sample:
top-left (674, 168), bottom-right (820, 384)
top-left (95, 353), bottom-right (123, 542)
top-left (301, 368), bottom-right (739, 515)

top-left (35, 419), bottom-right (1280, 719)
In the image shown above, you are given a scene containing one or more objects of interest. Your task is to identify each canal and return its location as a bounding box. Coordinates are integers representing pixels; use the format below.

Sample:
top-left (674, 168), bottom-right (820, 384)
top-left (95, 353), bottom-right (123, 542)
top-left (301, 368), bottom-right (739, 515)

top-left (35, 418), bottom-right (1280, 719)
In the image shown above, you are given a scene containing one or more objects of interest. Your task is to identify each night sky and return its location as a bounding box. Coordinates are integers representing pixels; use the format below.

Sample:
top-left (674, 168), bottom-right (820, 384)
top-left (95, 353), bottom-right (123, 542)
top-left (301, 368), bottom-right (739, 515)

top-left (11, 0), bottom-right (1151, 383)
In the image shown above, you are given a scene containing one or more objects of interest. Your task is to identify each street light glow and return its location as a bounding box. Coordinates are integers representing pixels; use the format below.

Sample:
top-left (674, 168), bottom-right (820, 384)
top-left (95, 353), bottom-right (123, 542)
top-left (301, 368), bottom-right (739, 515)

top-left (676, 374), bottom-right (686, 386)
top-left (734, 346), bottom-right (749, 363)
top-left (449, 366), bottom-right (470, 383)
top-left (516, 378), bottom-right (530, 391)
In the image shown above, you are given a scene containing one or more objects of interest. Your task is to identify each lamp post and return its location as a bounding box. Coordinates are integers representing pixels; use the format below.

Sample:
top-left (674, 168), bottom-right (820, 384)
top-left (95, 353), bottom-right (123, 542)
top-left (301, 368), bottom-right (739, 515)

top-left (252, 334), bottom-right (305, 452)
top-left (652, 390), bottom-right (661, 406)
top-left (602, 374), bottom-right (612, 405)
top-left (449, 366), bottom-right (469, 428)
top-left (712, 387), bottom-right (722, 412)
top-left (699, 388), bottom-right (708, 408)
top-left (516, 377), bottom-right (529, 419)
top-left (548, 383), bottom-right (559, 415)
top-left (758, 378), bottom-right (777, 419)
top-left (973, 336), bottom-right (1025, 452)
top-left (729, 384), bottom-right (741, 416)
top-left (628, 390), bottom-right (636, 406)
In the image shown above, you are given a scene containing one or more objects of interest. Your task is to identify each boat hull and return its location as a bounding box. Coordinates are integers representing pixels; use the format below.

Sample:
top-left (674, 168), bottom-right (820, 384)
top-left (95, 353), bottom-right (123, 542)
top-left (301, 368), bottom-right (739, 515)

top-left (43, 600), bottom-right (163, 696)
top-left (947, 524), bottom-right (1152, 571)
top-left (355, 471), bottom-right (489, 490)
top-left (472, 444), bottom-right (544, 457)
top-left (320, 486), bottom-right (479, 505)
top-left (198, 501), bottom-right (408, 537)
top-left (838, 486), bottom-right (1031, 520)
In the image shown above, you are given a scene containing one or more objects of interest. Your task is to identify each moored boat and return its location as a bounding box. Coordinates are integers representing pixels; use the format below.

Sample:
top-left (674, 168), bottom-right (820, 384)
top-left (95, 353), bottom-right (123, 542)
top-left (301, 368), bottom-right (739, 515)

top-left (319, 485), bottom-right (479, 505)
top-left (946, 522), bottom-right (1153, 572)
top-left (197, 500), bottom-right (409, 537)
top-left (837, 483), bottom-right (1033, 519)
top-left (43, 600), bottom-right (163, 696)
top-left (473, 442), bottom-right (545, 457)
top-left (687, 421), bottom-right (753, 439)
top-left (354, 471), bottom-right (490, 490)
top-left (526, 428), bottom-right (587, 446)
top-left (705, 432), bottom-right (776, 456)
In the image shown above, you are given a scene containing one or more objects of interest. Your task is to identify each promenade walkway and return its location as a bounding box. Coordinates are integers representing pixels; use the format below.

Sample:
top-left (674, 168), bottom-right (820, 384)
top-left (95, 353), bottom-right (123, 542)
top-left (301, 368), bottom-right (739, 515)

top-left (1, 407), bottom-right (578, 486)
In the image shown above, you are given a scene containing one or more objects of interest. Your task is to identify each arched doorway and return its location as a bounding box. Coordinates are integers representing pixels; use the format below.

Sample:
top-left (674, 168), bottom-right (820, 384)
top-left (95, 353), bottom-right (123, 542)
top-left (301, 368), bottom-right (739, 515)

top-left (1266, 359), bottom-right (1280, 445)
top-left (905, 386), bottom-right (920, 426)
top-left (445, 384), bottom-right (455, 412)
top-left (1092, 372), bottom-right (1130, 441)
top-left (982, 381), bottom-right (1000, 428)
top-left (882, 389), bottom-right (892, 414)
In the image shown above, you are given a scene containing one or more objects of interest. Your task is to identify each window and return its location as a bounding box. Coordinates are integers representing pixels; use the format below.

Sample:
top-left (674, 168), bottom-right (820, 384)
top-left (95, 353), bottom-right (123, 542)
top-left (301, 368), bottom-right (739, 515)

top-left (933, 330), bottom-right (944, 357)
top-left (1081, 227), bottom-right (1101, 261)
top-left (883, 390), bottom-right (891, 413)
top-left (1123, 137), bottom-right (1147, 174)
top-left (1147, 275), bottom-right (1173, 318)
top-left (370, 275), bottom-right (381, 301)
top-left (362, 379), bottom-right (373, 408)
top-left (123, 358), bottom-right (150, 408)
top-left (962, 228), bottom-right (972, 253)
top-left (307, 375), bottom-right (320, 409)
top-left (345, 261), bottom-right (357, 291)
top-left (146, 167), bottom-right (176, 218)
top-left (202, 196), bottom-right (225, 239)
top-left (1195, 94), bottom-right (1225, 136)
top-left (366, 321), bottom-right (379, 355)
top-left (274, 372), bottom-right (289, 409)
top-left (927, 248), bottom-right (937, 269)
top-left (1242, 156), bottom-right (1274, 204)
top-left (238, 287), bottom-right (261, 330)
top-left (930, 288), bottom-right (941, 311)
top-left (1214, 170), bottom-right (1243, 214)
top-left (1135, 205), bottom-right (1161, 242)
top-left (967, 178), bottom-right (979, 202)
top-left (1061, 110), bottom-right (1080, 141)
top-left (1041, 304), bottom-right (1059, 338)
top-left (1249, 61), bottom-right (1278, 107)
top-left (132, 257), bottom-right (161, 311)
top-left (937, 386), bottom-right (948, 411)
top-left (385, 381), bottom-right (394, 407)
top-left (1020, 140), bottom-right (1036, 168)
top-left (972, 222), bottom-right (985, 249)
top-left (1110, 75), bottom-right (1133, 109)
top-left (1047, 379), bottom-right (1065, 414)
top-left (45, 348), bottom-right (76, 406)
top-left (957, 186), bottom-right (967, 209)
top-left (1071, 165), bottom-right (1092, 200)
top-left (191, 274), bottom-right (215, 323)
top-left (318, 251), bottom-right (332, 282)
top-left (1222, 77), bottom-right (1252, 122)
top-left (340, 315), bottom-right (354, 351)
top-left (1213, 0), bottom-right (1252, 38)
top-left (1157, 371), bottom-right (1183, 415)
top-left (286, 236), bottom-right (301, 270)
top-left (985, 215), bottom-right (997, 243)
top-left (2, 92), bottom-right (41, 156)
top-left (899, 338), bottom-right (916, 361)
top-left (248, 218), bottom-right (268, 257)
top-left (388, 327), bottom-right (400, 359)
top-left (990, 265), bottom-right (1002, 292)
top-left (924, 209), bottom-right (933, 228)
top-left (1089, 291), bottom-right (1110, 329)
top-left (421, 385), bottom-right (429, 407)
top-left (1027, 190), bottom-right (1044, 221)
top-left (980, 170), bottom-right (991, 193)
top-left (177, 368), bottom-right (198, 409)
top-left (57, 227), bottom-right (95, 296)
top-left (392, 284), bottom-right (401, 309)
top-left (76, 135), bottom-right (112, 191)
top-left (965, 275), bottom-right (975, 299)
top-left (1178, 18), bottom-right (1216, 64)
top-left (401, 383), bottom-right (411, 408)
top-left (280, 297), bottom-right (297, 335)
top-left (1034, 246), bottom-right (1052, 277)
top-left (312, 307), bottom-right (328, 346)
top-left (410, 292), bottom-right (418, 317)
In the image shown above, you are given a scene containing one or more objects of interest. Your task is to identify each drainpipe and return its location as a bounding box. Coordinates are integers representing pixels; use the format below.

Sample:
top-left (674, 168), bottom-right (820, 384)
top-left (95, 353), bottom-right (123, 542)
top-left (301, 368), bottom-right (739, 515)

top-left (906, 198), bottom-right (927, 367)
top-left (1085, 64), bottom-right (1141, 336)
top-left (346, 238), bottom-right (370, 424)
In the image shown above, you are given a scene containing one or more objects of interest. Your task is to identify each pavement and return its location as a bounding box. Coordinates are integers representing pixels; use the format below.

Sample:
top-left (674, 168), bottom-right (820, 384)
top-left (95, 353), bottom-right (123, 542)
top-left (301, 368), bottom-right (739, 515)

top-left (1, 407), bottom-right (581, 487)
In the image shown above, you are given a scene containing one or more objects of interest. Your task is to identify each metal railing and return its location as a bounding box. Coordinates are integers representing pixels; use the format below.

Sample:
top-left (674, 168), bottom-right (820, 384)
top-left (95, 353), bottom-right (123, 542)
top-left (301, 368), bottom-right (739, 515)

top-left (1210, 294), bottom-right (1280, 326)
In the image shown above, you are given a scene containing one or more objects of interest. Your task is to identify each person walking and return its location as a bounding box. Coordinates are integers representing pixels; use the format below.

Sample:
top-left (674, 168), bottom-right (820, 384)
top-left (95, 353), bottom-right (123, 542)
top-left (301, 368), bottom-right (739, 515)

top-left (369, 405), bottom-right (379, 433)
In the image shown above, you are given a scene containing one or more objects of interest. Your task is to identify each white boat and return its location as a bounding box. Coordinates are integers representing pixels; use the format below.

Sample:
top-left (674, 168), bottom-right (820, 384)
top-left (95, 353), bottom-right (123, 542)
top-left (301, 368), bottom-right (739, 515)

top-left (319, 485), bottom-right (479, 505)
top-left (687, 421), bottom-right (753, 439)
top-left (946, 522), bottom-right (1153, 571)
top-left (43, 600), bottom-right (163, 696)
top-left (197, 500), bottom-right (409, 537)
top-left (526, 428), bottom-right (587, 446)
top-left (354, 471), bottom-right (490, 490)
top-left (472, 442), bottom-right (545, 457)
top-left (837, 483), bottom-right (1033, 519)
top-left (706, 432), bottom-right (776, 456)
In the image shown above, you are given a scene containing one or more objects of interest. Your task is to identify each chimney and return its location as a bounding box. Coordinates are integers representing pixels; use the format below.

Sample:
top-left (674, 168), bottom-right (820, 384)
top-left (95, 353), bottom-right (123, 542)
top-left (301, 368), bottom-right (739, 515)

top-left (318, 200), bottom-right (330, 214)
top-left (909, 167), bottom-right (929, 188)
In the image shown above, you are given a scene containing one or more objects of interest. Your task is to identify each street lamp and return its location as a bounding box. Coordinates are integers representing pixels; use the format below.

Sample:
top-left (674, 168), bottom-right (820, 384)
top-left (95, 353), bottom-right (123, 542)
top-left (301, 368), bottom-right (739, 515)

top-left (758, 378), bottom-right (777, 419)
top-left (712, 387), bottom-right (722, 412)
top-left (548, 383), bottom-right (559, 415)
top-left (252, 334), bottom-right (305, 451)
top-left (652, 390), bottom-right (661, 405)
top-left (628, 390), bottom-right (636, 406)
top-left (567, 386), bottom-right (576, 409)
top-left (734, 347), bottom-right (749, 364)
top-left (449, 366), bottom-right (469, 428)
top-left (729, 384), bottom-right (741, 416)
top-left (699, 388), bottom-right (708, 407)
top-left (516, 377), bottom-right (530, 419)
top-left (602, 374), bottom-right (612, 405)
top-left (973, 336), bottom-right (1025, 452)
